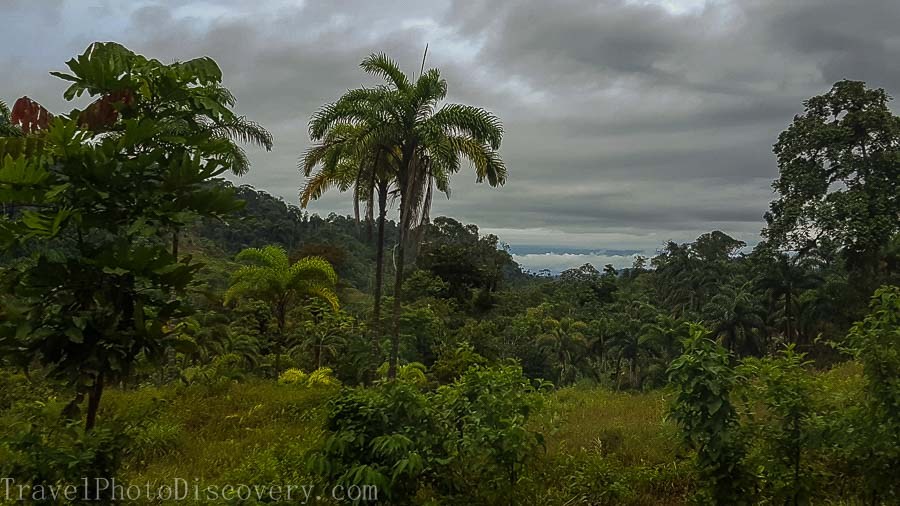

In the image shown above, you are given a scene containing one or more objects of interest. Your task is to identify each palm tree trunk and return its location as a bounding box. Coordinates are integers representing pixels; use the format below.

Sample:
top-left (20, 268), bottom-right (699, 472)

top-left (372, 183), bottom-right (388, 366)
top-left (389, 188), bottom-right (408, 380)
top-left (85, 373), bottom-right (104, 432)
top-left (389, 237), bottom-right (405, 380)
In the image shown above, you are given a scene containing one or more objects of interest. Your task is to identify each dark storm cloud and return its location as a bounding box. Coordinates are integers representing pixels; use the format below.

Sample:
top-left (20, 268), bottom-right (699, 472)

top-left (3, 0), bottom-right (899, 271)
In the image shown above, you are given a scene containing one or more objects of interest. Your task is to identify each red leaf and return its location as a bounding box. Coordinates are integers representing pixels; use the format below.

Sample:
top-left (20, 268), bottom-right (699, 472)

top-left (11, 97), bottom-right (53, 134)
top-left (79, 89), bottom-right (135, 131)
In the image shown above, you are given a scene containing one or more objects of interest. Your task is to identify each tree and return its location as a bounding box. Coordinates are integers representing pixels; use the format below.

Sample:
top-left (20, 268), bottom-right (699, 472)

top-left (537, 316), bottom-right (588, 386)
top-left (0, 99), bottom-right (23, 137)
top-left (293, 303), bottom-right (356, 370)
top-left (764, 80), bottom-right (900, 280)
top-left (757, 253), bottom-right (821, 346)
top-left (668, 324), bottom-right (750, 503)
top-left (223, 245), bottom-right (339, 376)
top-left (0, 43), bottom-right (256, 431)
top-left (309, 52), bottom-right (507, 378)
top-left (703, 281), bottom-right (766, 355)
top-left (301, 122), bottom-right (397, 368)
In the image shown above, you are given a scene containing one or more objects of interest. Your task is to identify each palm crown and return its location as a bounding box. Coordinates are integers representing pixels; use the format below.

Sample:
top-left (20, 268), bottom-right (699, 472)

top-left (225, 245), bottom-right (339, 314)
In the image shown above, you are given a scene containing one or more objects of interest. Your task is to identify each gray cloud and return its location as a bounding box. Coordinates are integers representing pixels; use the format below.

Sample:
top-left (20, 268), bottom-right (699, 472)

top-left (3, 0), bottom-right (899, 271)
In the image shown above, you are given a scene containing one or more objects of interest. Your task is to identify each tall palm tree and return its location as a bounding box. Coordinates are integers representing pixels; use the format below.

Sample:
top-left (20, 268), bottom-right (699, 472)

top-left (757, 254), bottom-right (822, 345)
top-left (309, 53), bottom-right (507, 378)
top-left (224, 245), bottom-right (339, 376)
top-left (301, 122), bottom-right (397, 363)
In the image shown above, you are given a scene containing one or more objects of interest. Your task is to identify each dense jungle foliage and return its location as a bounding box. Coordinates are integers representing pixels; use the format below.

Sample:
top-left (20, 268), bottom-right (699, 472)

top-left (0, 43), bottom-right (898, 505)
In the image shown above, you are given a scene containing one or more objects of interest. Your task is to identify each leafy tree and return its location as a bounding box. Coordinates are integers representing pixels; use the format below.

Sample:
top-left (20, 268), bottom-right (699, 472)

top-left (668, 324), bottom-right (750, 504)
top-left (737, 346), bottom-right (818, 504)
top-left (417, 217), bottom-right (517, 308)
top-left (293, 304), bottom-right (357, 370)
top-left (224, 245), bottom-right (339, 375)
top-left (309, 53), bottom-right (507, 378)
top-left (845, 285), bottom-right (900, 501)
top-left (652, 231), bottom-right (745, 317)
top-left (0, 43), bottom-right (255, 431)
top-left (764, 80), bottom-right (900, 280)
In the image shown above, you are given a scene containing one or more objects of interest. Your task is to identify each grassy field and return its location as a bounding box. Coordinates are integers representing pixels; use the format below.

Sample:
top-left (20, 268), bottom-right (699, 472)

top-left (92, 382), bottom-right (694, 504)
top-left (0, 359), bottom-right (875, 505)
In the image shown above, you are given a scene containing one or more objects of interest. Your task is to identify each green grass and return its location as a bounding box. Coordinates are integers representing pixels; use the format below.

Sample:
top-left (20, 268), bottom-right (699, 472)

top-left (524, 386), bottom-right (694, 505)
top-left (536, 386), bottom-right (681, 465)
top-left (101, 380), bottom-right (337, 487)
top-left (4, 362), bottom-right (869, 504)
top-left (95, 380), bottom-right (694, 504)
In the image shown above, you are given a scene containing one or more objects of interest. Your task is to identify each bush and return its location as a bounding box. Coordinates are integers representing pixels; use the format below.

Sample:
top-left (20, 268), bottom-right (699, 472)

top-left (667, 324), bottom-right (750, 504)
top-left (277, 368), bottom-right (308, 385)
top-left (0, 421), bottom-right (127, 504)
top-left (736, 346), bottom-right (819, 504)
top-left (844, 285), bottom-right (900, 502)
top-left (308, 364), bottom-right (545, 503)
top-left (278, 367), bottom-right (340, 388)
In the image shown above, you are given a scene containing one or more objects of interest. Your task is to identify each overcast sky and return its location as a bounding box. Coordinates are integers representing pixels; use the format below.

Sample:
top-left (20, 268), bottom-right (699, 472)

top-left (4, 0), bottom-right (900, 272)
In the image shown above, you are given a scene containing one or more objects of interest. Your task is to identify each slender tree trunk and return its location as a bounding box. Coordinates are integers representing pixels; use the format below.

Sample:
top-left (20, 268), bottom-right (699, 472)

top-left (389, 238), bottom-right (405, 380)
top-left (614, 358), bottom-right (621, 391)
top-left (785, 287), bottom-right (793, 344)
top-left (372, 183), bottom-right (388, 370)
top-left (85, 373), bottom-right (104, 432)
top-left (274, 307), bottom-right (285, 378)
top-left (172, 229), bottom-right (179, 260)
top-left (389, 146), bottom-right (417, 380)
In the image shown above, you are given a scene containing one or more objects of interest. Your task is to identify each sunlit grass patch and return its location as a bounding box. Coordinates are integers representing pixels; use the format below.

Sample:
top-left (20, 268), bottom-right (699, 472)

top-left (101, 380), bottom-right (336, 487)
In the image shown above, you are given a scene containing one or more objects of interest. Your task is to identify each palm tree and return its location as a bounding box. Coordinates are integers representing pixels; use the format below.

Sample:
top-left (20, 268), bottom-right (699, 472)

top-left (224, 245), bottom-right (339, 376)
top-left (301, 122), bottom-right (397, 365)
top-left (537, 317), bottom-right (589, 386)
top-left (0, 99), bottom-right (23, 137)
top-left (703, 282), bottom-right (766, 356)
top-left (639, 312), bottom-right (687, 363)
top-left (605, 300), bottom-right (655, 389)
top-left (757, 254), bottom-right (822, 346)
top-left (309, 52), bottom-right (507, 378)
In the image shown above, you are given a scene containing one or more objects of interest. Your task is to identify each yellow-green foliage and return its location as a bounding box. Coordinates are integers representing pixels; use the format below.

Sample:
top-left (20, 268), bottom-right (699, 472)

top-left (277, 367), bottom-right (340, 387)
top-left (306, 367), bottom-right (340, 387)
top-left (277, 368), bottom-right (308, 385)
top-left (376, 361), bottom-right (429, 385)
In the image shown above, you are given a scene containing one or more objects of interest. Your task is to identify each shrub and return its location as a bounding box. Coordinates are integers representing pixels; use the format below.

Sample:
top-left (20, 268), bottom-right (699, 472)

top-left (307, 367), bottom-right (341, 387)
top-left (736, 346), bottom-right (819, 504)
top-left (844, 285), bottom-right (900, 502)
top-left (376, 361), bottom-right (428, 386)
top-left (668, 324), bottom-right (749, 504)
top-left (278, 368), bottom-right (309, 385)
top-left (278, 367), bottom-right (340, 388)
top-left (0, 420), bottom-right (126, 504)
top-left (308, 364), bottom-right (545, 503)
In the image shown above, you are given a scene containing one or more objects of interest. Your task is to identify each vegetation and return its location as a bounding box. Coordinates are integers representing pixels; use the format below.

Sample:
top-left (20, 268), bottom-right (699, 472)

top-left (0, 44), bottom-right (898, 505)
